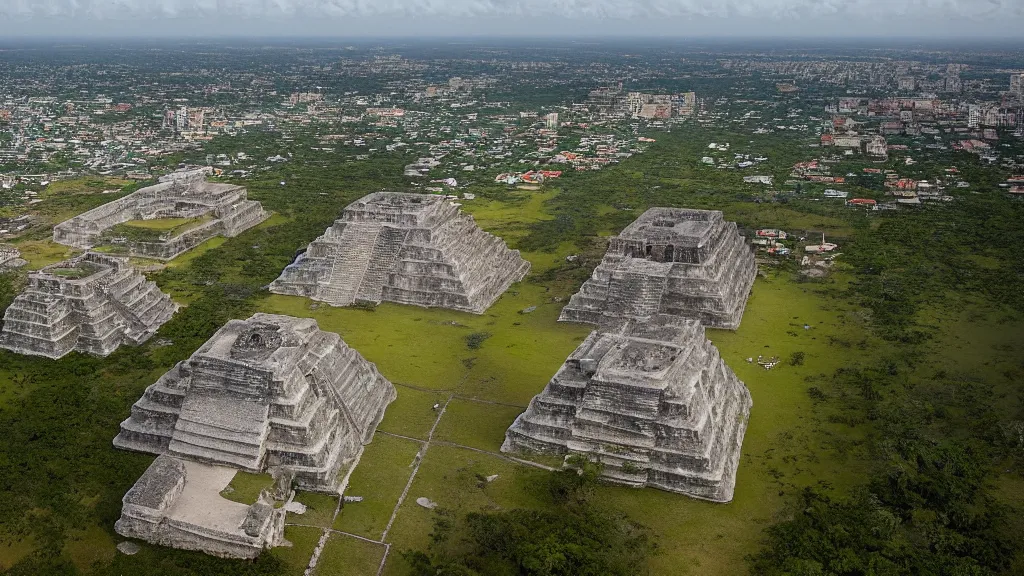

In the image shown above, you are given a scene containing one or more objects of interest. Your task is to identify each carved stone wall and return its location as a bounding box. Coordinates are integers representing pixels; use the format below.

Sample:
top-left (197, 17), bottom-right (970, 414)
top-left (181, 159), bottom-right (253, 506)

top-left (0, 252), bottom-right (178, 359)
top-left (52, 167), bottom-right (269, 260)
top-left (269, 192), bottom-right (530, 314)
top-left (502, 315), bottom-right (752, 503)
top-left (559, 208), bottom-right (756, 330)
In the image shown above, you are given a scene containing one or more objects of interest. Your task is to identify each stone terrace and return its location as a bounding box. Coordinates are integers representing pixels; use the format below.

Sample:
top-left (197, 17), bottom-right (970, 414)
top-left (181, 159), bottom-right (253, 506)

top-left (559, 208), bottom-right (756, 330)
top-left (53, 167), bottom-right (269, 260)
top-left (0, 252), bottom-right (178, 359)
top-left (502, 315), bottom-right (752, 503)
top-left (270, 192), bottom-right (530, 314)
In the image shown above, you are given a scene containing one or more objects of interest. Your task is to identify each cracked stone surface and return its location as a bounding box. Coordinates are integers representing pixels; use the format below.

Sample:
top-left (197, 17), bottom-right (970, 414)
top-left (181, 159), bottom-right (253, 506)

top-left (559, 208), bottom-right (756, 330)
top-left (113, 313), bottom-right (396, 558)
top-left (0, 252), bottom-right (178, 359)
top-left (53, 167), bottom-right (269, 260)
top-left (269, 192), bottom-right (530, 314)
top-left (502, 315), bottom-right (752, 503)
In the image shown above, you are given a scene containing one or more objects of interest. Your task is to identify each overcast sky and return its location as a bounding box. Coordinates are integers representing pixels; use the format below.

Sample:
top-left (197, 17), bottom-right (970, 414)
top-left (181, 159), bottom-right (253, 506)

top-left (0, 0), bottom-right (1022, 39)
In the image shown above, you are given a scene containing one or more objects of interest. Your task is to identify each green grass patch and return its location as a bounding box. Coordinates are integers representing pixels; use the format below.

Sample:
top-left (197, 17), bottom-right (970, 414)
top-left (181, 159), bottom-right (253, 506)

top-left (62, 525), bottom-right (116, 573)
top-left (105, 215), bottom-right (213, 243)
top-left (315, 534), bottom-right (386, 576)
top-left (433, 399), bottom-right (524, 453)
top-left (334, 433), bottom-right (422, 539)
top-left (270, 525), bottom-right (320, 576)
top-left (220, 470), bottom-right (274, 505)
top-left (0, 534), bottom-right (35, 571)
top-left (377, 386), bottom-right (450, 440)
top-left (290, 491), bottom-right (338, 528)
top-left (12, 240), bottom-right (78, 270)
top-left (41, 177), bottom-right (130, 199)
top-left (381, 444), bottom-right (552, 576)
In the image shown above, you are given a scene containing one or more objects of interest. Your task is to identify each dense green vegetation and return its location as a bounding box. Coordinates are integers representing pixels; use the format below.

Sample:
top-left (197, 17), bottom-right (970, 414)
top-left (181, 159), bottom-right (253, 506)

top-left (403, 460), bottom-right (657, 576)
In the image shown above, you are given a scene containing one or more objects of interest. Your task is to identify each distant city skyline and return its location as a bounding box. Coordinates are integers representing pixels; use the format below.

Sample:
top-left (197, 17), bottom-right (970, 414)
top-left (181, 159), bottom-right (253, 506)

top-left (0, 0), bottom-right (1023, 40)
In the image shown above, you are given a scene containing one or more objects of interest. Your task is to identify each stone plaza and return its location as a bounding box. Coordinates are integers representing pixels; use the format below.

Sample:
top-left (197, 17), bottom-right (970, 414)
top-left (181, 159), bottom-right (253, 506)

top-left (53, 167), bottom-right (268, 260)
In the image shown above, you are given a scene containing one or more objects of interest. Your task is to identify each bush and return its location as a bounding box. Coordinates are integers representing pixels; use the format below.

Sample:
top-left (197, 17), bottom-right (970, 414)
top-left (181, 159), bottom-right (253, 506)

top-left (465, 332), bottom-right (492, 350)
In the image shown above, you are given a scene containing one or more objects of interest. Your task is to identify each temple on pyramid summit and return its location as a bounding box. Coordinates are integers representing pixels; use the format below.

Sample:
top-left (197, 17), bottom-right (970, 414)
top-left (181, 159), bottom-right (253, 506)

top-left (502, 315), bottom-right (752, 503)
top-left (269, 192), bottom-right (530, 314)
top-left (0, 252), bottom-right (178, 359)
top-left (53, 167), bottom-right (269, 260)
top-left (112, 313), bottom-right (396, 558)
top-left (559, 208), bottom-right (756, 330)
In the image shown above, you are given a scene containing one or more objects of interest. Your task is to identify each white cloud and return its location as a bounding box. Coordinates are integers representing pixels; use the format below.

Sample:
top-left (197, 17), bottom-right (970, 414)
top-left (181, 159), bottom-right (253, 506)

top-left (1, 0), bottom-right (1021, 20)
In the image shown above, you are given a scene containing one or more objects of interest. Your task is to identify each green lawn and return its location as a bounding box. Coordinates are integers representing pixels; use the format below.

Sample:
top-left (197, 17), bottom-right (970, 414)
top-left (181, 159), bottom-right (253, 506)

top-left (290, 492), bottom-right (339, 529)
top-left (315, 534), bottom-right (387, 576)
top-left (334, 434), bottom-right (422, 539)
top-left (270, 526), bottom-right (320, 576)
top-left (433, 399), bottom-right (525, 453)
top-left (377, 386), bottom-right (450, 440)
top-left (220, 471), bottom-right (275, 505)
top-left (121, 217), bottom-right (207, 232)
top-left (12, 239), bottom-right (79, 270)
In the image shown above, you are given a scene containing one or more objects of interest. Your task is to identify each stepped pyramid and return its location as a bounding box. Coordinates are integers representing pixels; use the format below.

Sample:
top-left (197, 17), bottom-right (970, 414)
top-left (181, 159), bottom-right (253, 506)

top-left (114, 313), bottom-right (396, 492)
top-left (270, 192), bottom-right (530, 314)
top-left (502, 315), bottom-right (752, 502)
top-left (0, 252), bottom-right (178, 359)
top-left (113, 314), bottom-right (396, 558)
top-left (560, 208), bottom-right (756, 330)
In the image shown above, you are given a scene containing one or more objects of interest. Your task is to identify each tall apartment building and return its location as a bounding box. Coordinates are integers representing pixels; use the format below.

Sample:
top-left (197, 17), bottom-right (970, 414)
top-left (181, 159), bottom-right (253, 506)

top-left (1011, 73), bottom-right (1024, 95)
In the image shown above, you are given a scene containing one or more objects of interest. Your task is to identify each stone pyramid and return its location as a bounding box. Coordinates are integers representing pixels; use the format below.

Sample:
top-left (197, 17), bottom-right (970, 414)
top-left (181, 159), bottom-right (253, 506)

top-left (114, 313), bottom-right (396, 492)
top-left (113, 313), bottom-right (396, 558)
top-left (270, 192), bottom-right (530, 314)
top-left (0, 252), bottom-right (178, 359)
top-left (559, 208), bottom-right (756, 330)
top-left (502, 315), bottom-right (752, 502)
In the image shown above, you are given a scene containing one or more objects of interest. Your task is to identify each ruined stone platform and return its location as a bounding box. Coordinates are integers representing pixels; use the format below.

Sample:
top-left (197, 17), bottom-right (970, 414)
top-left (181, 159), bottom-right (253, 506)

top-left (0, 244), bottom-right (26, 269)
top-left (502, 315), bottom-right (752, 503)
top-left (53, 167), bottom-right (269, 260)
top-left (269, 192), bottom-right (530, 314)
top-left (115, 455), bottom-right (286, 559)
top-left (114, 313), bottom-right (396, 558)
top-left (559, 208), bottom-right (756, 330)
top-left (0, 252), bottom-right (178, 359)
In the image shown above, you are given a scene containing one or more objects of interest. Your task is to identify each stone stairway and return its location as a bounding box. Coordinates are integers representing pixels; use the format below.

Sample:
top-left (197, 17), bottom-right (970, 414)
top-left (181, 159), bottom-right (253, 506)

top-left (168, 394), bottom-right (271, 471)
top-left (316, 223), bottom-right (381, 306)
top-left (356, 227), bottom-right (408, 303)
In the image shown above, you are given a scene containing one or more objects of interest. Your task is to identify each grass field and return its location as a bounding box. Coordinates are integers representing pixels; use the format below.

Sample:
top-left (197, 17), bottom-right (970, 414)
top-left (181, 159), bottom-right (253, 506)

top-left (40, 177), bottom-right (131, 200)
